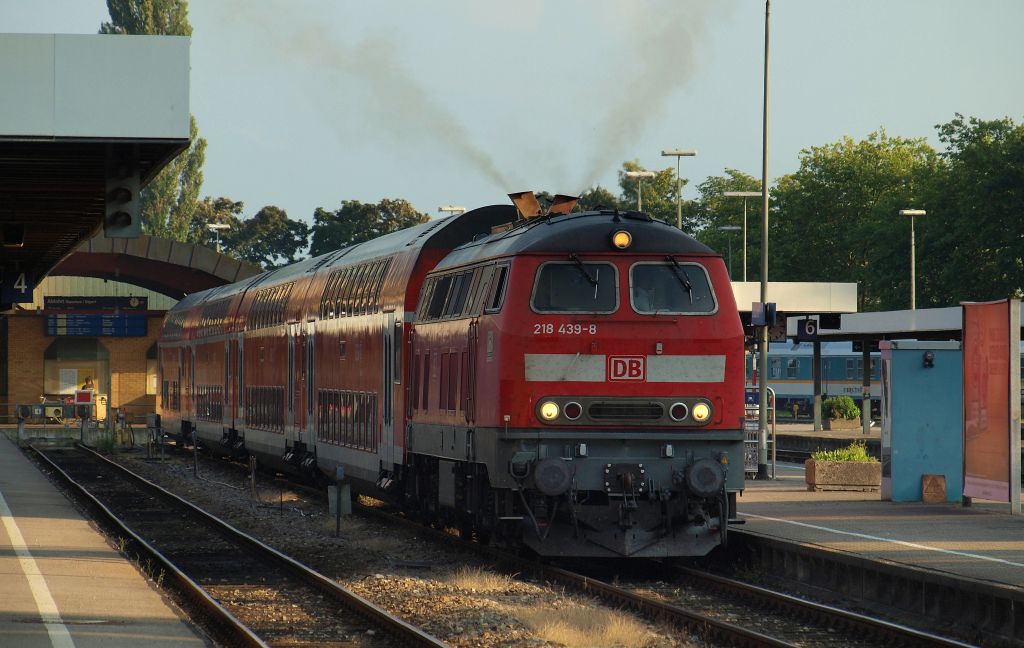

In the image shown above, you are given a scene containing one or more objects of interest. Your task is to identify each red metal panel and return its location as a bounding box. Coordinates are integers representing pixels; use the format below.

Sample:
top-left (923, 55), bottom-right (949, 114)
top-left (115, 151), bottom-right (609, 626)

top-left (963, 300), bottom-right (1012, 501)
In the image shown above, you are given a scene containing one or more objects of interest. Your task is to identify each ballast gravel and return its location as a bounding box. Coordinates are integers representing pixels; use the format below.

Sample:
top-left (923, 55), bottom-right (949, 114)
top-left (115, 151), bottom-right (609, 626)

top-left (111, 448), bottom-right (697, 648)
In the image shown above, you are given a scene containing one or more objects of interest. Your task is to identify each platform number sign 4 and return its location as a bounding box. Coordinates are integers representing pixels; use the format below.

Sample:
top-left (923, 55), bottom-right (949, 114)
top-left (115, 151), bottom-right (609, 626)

top-left (1, 270), bottom-right (35, 304)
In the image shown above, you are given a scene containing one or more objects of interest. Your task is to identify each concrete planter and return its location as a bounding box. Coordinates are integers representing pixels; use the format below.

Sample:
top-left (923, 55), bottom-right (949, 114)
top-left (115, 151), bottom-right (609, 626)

top-left (805, 459), bottom-right (881, 491)
top-left (823, 417), bottom-right (861, 431)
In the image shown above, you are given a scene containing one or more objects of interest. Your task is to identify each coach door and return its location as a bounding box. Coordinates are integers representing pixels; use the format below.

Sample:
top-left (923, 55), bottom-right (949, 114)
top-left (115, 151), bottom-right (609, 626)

top-left (380, 311), bottom-right (396, 468)
top-left (305, 320), bottom-right (315, 446)
top-left (287, 323), bottom-right (297, 440)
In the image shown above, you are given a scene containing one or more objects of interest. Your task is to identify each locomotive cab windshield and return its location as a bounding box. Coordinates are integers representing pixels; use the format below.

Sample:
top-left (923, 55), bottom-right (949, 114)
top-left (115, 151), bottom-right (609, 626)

top-left (630, 260), bottom-right (717, 314)
top-left (531, 259), bottom-right (618, 313)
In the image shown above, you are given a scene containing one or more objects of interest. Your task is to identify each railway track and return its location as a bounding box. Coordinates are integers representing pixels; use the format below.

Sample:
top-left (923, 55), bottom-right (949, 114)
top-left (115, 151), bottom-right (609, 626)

top-left (32, 444), bottom-right (448, 648)
top-left (355, 504), bottom-right (974, 647)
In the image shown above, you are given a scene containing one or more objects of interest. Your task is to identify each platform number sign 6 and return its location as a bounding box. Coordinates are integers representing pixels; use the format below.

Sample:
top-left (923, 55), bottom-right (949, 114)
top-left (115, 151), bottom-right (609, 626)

top-left (796, 318), bottom-right (818, 342)
top-left (1, 271), bottom-right (35, 303)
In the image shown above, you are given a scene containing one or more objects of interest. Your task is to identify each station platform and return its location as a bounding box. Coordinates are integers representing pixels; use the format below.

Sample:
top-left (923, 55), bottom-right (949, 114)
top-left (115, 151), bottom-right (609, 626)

top-left (737, 455), bottom-right (1024, 590)
top-left (0, 433), bottom-right (206, 647)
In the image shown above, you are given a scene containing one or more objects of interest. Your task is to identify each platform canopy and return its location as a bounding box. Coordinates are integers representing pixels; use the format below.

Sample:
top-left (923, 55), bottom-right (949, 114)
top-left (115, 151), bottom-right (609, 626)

top-left (0, 34), bottom-right (190, 308)
top-left (786, 304), bottom-right (1024, 342)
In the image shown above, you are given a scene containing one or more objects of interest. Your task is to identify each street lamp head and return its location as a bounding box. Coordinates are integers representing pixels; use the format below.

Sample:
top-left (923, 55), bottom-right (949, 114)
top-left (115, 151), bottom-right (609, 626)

top-left (206, 223), bottom-right (231, 231)
top-left (723, 191), bottom-right (762, 198)
top-left (661, 149), bottom-right (697, 157)
top-left (899, 209), bottom-right (926, 217)
top-left (718, 225), bottom-right (741, 231)
top-left (438, 205), bottom-right (466, 214)
top-left (624, 171), bottom-right (656, 178)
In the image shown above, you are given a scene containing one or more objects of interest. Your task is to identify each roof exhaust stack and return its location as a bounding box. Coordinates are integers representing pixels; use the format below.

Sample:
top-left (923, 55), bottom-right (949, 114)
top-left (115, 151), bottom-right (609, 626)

top-left (546, 194), bottom-right (579, 216)
top-left (508, 191), bottom-right (542, 220)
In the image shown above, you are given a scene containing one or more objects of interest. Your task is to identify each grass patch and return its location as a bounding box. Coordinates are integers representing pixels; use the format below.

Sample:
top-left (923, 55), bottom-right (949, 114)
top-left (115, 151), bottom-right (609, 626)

top-left (520, 603), bottom-right (653, 648)
top-left (445, 566), bottom-right (514, 593)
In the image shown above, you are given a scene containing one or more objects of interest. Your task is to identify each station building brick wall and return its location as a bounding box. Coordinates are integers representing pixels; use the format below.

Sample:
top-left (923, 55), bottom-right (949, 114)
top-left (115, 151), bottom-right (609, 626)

top-left (4, 312), bottom-right (164, 419)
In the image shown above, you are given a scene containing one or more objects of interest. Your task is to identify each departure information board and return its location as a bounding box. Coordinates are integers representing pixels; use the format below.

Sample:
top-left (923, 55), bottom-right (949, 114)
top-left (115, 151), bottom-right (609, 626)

top-left (45, 314), bottom-right (147, 337)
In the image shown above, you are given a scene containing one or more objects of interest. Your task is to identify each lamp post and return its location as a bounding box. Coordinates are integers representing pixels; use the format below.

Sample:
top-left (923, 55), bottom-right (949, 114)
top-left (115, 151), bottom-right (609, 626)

top-left (723, 190), bottom-right (761, 282)
top-left (624, 171), bottom-right (656, 211)
top-left (899, 209), bottom-right (926, 309)
top-left (206, 223), bottom-right (230, 253)
top-left (756, 0), bottom-right (772, 480)
top-left (438, 205), bottom-right (466, 215)
top-left (661, 149), bottom-right (697, 229)
top-left (718, 225), bottom-right (740, 279)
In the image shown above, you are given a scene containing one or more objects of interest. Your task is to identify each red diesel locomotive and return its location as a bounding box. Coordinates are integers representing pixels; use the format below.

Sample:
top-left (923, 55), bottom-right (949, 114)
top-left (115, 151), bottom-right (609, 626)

top-left (157, 193), bottom-right (745, 557)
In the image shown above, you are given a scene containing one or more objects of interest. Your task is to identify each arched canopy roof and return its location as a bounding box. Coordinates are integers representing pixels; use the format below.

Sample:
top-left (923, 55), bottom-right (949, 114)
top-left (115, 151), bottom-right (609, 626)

top-left (53, 234), bottom-right (263, 300)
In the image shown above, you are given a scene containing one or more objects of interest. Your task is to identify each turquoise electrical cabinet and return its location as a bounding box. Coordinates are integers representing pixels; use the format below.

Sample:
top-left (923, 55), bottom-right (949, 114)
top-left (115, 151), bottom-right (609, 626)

top-left (880, 341), bottom-right (963, 502)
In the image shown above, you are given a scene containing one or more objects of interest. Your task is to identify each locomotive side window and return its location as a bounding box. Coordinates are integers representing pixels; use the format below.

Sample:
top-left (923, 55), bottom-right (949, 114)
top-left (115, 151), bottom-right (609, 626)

top-left (531, 261), bottom-right (617, 313)
top-left (629, 262), bottom-right (717, 314)
top-left (485, 264), bottom-right (510, 313)
top-left (443, 272), bottom-right (473, 318)
top-left (425, 275), bottom-right (452, 319)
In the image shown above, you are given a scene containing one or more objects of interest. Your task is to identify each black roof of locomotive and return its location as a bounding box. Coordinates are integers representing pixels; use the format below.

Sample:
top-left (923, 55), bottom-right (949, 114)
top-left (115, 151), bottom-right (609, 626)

top-left (433, 207), bottom-right (716, 271)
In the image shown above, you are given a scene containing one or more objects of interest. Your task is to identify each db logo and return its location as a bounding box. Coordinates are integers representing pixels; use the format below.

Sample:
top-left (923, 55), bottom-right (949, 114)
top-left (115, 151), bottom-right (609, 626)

top-left (608, 355), bottom-right (645, 381)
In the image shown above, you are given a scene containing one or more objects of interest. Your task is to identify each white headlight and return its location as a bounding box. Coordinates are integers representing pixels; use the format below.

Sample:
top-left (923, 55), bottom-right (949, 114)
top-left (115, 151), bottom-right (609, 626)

top-left (691, 402), bottom-right (711, 422)
top-left (539, 401), bottom-right (560, 421)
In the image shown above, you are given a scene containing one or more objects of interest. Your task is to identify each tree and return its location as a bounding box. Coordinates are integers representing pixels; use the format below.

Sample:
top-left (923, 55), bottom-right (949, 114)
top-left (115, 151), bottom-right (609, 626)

top-left (101, 0), bottom-right (206, 242)
top-left (225, 206), bottom-right (310, 269)
top-left (100, 0), bottom-right (192, 35)
top-left (692, 170), bottom-right (761, 278)
top-left (920, 114), bottom-right (1024, 304)
top-left (768, 130), bottom-right (939, 310)
top-left (577, 186), bottom-right (622, 212)
top-left (617, 161), bottom-right (699, 230)
top-left (192, 196), bottom-right (244, 246)
top-left (310, 199), bottom-right (429, 257)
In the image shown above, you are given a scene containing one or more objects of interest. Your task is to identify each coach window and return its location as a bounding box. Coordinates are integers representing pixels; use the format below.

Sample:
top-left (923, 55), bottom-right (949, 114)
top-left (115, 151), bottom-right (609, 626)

top-left (770, 357), bottom-right (781, 379)
top-left (532, 261), bottom-right (616, 313)
top-left (786, 358), bottom-right (799, 378)
top-left (629, 262), bottom-right (716, 314)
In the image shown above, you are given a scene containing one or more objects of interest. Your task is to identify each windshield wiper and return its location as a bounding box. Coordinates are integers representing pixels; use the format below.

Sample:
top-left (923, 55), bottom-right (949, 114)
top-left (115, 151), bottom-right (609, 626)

top-left (665, 255), bottom-right (693, 304)
top-left (569, 253), bottom-right (598, 287)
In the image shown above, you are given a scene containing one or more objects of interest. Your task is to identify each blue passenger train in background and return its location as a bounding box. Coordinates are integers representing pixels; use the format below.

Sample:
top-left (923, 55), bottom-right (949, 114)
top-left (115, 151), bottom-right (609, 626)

top-left (749, 342), bottom-right (880, 419)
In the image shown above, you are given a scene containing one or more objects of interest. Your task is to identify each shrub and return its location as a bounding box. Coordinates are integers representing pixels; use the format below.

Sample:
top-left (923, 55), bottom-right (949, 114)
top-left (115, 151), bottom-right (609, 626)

top-left (811, 441), bottom-right (877, 462)
top-left (823, 395), bottom-right (860, 420)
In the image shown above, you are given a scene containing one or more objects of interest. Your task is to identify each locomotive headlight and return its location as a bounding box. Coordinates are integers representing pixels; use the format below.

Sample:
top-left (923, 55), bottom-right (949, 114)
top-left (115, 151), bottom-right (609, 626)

top-left (691, 401), bottom-right (712, 423)
top-left (539, 401), bottom-right (560, 421)
top-left (611, 230), bottom-right (632, 249)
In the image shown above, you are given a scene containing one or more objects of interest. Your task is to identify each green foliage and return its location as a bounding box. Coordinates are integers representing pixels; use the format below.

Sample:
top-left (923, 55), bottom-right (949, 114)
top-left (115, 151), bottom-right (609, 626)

top-left (823, 395), bottom-right (860, 420)
top-left (100, 0), bottom-right (192, 35)
top-left (577, 186), bottom-right (622, 212)
top-left (920, 114), bottom-right (1024, 304)
top-left (101, 1), bottom-right (206, 243)
top-left (811, 441), bottom-right (877, 463)
top-left (767, 130), bottom-right (939, 311)
top-left (310, 198), bottom-right (429, 256)
top-left (693, 170), bottom-right (761, 278)
top-left (191, 196), bottom-right (244, 244)
top-left (226, 206), bottom-right (310, 269)
top-left (617, 160), bottom-right (700, 229)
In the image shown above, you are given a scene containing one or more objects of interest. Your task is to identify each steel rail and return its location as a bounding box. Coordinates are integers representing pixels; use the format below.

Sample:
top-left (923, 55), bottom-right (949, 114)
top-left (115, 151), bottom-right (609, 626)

top-left (34, 444), bottom-right (449, 648)
top-left (674, 564), bottom-right (975, 648)
top-left (31, 444), bottom-right (268, 648)
top-left (354, 503), bottom-right (795, 647)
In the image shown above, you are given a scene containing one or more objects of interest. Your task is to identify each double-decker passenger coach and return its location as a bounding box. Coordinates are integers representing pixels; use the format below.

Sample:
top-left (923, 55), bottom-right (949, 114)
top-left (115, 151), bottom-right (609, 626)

top-left (158, 192), bottom-right (745, 557)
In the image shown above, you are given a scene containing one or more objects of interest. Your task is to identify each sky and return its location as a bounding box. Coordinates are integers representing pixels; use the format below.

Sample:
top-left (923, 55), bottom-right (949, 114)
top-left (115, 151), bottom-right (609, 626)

top-left (2, 0), bottom-right (1022, 226)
